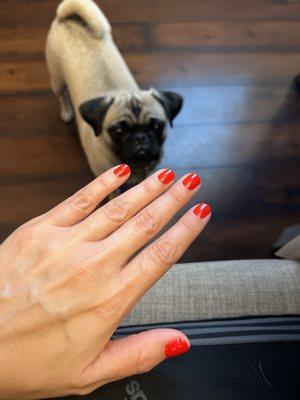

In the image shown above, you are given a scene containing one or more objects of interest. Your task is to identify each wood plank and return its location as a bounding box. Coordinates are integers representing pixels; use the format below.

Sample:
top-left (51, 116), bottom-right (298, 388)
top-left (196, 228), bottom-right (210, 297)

top-left (253, 161), bottom-right (300, 213)
top-left (164, 165), bottom-right (300, 261)
top-left (180, 213), bottom-right (300, 262)
top-left (1, 53), bottom-right (300, 93)
top-left (112, 25), bottom-right (148, 52)
top-left (0, 61), bottom-right (49, 92)
top-left (1, 85), bottom-right (299, 135)
top-left (162, 121), bottom-right (300, 169)
top-left (128, 53), bottom-right (300, 87)
top-left (0, 92), bottom-right (61, 135)
top-left (2, 0), bottom-right (300, 27)
top-left (0, 25), bottom-right (147, 57)
top-left (164, 162), bottom-right (299, 223)
top-left (99, 0), bottom-right (300, 23)
top-left (0, 27), bottom-right (47, 56)
top-left (151, 21), bottom-right (300, 50)
top-left (198, 162), bottom-right (300, 216)
top-left (2, 120), bottom-right (299, 177)
top-left (4, 162), bottom-right (297, 229)
top-left (156, 161), bottom-right (300, 260)
top-left (0, 164), bottom-right (257, 227)
top-left (0, 175), bottom-right (93, 228)
top-left (0, 134), bottom-right (89, 177)
top-left (176, 85), bottom-right (299, 126)
top-left (3, 21), bottom-right (300, 59)
top-left (176, 166), bottom-right (258, 218)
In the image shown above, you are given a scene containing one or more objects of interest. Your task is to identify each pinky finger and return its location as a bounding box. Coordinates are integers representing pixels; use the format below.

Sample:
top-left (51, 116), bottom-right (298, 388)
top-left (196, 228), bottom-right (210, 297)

top-left (120, 203), bottom-right (211, 296)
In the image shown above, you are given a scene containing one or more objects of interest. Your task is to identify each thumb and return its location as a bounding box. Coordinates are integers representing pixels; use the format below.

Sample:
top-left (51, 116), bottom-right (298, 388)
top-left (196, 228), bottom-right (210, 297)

top-left (87, 329), bottom-right (190, 385)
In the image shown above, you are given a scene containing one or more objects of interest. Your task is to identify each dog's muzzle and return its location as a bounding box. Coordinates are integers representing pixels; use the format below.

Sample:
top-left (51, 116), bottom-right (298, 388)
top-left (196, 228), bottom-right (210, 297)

top-left (130, 132), bottom-right (160, 163)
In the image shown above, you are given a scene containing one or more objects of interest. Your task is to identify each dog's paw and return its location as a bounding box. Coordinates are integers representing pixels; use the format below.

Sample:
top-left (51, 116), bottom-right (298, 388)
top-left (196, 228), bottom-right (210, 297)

top-left (60, 108), bottom-right (74, 123)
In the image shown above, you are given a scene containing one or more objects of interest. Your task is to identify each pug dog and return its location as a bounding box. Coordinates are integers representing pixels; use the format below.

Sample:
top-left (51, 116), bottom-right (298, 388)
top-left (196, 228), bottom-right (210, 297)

top-left (46, 0), bottom-right (183, 186)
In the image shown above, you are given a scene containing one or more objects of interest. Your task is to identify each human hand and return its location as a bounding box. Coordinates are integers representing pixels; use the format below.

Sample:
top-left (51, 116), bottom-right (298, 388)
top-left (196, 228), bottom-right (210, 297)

top-left (0, 165), bottom-right (211, 399)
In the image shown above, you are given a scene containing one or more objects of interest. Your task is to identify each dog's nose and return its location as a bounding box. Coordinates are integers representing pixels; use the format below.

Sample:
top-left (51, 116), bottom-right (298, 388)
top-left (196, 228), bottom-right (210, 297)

top-left (134, 132), bottom-right (150, 145)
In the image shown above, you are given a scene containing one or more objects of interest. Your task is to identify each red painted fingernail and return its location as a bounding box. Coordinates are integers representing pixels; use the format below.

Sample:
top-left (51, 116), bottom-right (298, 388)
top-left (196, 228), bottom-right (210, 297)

top-left (113, 164), bottom-right (131, 177)
top-left (165, 338), bottom-right (190, 358)
top-left (158, 169), bottom-right (175, 184)
top-left (193, 203), bottom-right (211, 219)
top-left (182, 173), bottom-right (201, 190)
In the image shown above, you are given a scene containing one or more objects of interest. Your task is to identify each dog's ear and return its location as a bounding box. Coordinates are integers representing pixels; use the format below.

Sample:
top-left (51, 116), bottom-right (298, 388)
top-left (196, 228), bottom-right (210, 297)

top-left (152, 90), bottom-right (183, 127)
top-left (79, 96), bottom-right (114, 136)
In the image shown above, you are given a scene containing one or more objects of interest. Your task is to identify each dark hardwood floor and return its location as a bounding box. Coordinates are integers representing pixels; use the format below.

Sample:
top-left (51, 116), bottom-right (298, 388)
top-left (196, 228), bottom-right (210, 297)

top-left (1, 0), bottom-right (300, 262)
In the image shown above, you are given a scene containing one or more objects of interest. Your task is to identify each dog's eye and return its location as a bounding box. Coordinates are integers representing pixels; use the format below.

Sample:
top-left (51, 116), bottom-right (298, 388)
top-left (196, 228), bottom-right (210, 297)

top-left (109, 121), bottom-right (130, 136)
top-left (149, 118), bottom-right (165, 132)
top-left (115, 126), bottom-right (124, 134)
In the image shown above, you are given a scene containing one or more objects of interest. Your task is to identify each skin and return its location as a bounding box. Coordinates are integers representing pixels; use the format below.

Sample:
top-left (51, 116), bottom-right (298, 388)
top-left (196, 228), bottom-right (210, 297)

top-left (0, 166), bottom-right (210, 399)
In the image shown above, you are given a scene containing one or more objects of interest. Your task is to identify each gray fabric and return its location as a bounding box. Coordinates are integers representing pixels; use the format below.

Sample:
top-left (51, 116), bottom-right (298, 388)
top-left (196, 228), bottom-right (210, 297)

top-left (275, 235), bottom-right (300, 260)
top-left (121, 259), bottom-right (300, 326)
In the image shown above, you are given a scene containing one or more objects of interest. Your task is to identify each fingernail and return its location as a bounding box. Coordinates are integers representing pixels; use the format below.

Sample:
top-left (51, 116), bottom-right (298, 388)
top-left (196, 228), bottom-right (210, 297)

top-left (113, 164), bottom-right (131, 177)
top-left (193, 203), bottom-right (211, 219)
top-left (165, 338), bottom-right (190, 358)
top-left (158, 169), bottom-right (175, 184)
top-left (182, 173), bottom-right (201, 190)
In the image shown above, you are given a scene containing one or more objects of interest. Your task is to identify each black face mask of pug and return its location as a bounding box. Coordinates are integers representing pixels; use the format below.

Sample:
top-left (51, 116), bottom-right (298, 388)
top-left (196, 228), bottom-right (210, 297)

top-left (46, 0), bottom-right (183, 187)
top-left (79, 90), bottom-right (183, 185)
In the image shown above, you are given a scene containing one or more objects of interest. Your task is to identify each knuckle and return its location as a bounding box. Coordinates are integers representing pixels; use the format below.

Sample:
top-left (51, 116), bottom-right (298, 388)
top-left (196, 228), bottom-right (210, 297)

top-left (104, 200), bottom-right (129, 222)
top-left (94, 282), bottom-right (130, 320)
top-left (71, 261), bottom-right (95, 284)
top-left (150, 239), bottom-right (177, 267)
top-left (72, 192), bottom-right (93, 211)
top-left (181, 219), bottom-right (194, 232)
top-left (74, 386), bottom-right (94, 396)
top-left (135, 344), bottom-right (153, 374)
top-left (14, 224), bottom-right (31, 241)
top-left (143, 178), bottom-right (154, 194)
top-left (96, 300), bottom-right (117, 319)
top-left (118, 272), bottom-right (140, 293)
top-left (14, 221), bottom-right (41, 243)
top-left (135, 345), bottom-right (146, 374)
top-left (135, 345), bottom-right (153, 374)
top-left (95, 295), bottom-right (123, 320)
top-left (135, 210), bottom-right (159, 234)
top-left (168, 189), bottom-right (183, 204)
top-left (97, 177), bottom-right (109, 189)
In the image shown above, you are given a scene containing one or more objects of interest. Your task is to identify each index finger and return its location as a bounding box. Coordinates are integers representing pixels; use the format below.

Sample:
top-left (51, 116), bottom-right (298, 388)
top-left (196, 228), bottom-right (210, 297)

top-left (43, 164), bottom-right (131, 227)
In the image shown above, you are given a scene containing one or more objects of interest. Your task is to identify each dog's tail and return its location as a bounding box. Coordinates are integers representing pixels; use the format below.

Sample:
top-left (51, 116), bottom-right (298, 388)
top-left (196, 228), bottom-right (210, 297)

top-left (56, 0), bottom-right (111, 39)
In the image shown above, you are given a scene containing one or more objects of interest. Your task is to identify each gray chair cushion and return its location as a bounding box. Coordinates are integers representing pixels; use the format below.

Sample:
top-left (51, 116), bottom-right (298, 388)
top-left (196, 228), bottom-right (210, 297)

top-left (121, 259), bottom-right (300, 326)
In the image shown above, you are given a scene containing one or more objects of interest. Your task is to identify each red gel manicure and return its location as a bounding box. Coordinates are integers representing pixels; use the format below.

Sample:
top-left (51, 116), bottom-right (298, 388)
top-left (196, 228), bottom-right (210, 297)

top-left (113, 164), bottom-right (131, 177)
top-left (182, 173), bottom-right (201, 190)
top-left (165, 338), bottom-right (190, 358)
top-left (158, 169), bottom-right (175, 184)
top-left (193, 203), bottom-right (211, 219)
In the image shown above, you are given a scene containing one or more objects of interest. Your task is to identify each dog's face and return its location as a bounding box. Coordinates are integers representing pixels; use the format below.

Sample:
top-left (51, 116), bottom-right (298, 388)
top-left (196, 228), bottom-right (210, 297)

top-left (79, 89), bottom-right (183, 175)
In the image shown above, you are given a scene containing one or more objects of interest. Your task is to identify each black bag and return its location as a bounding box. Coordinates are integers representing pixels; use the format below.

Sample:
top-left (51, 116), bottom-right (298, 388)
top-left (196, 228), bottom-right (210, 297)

top-left (62, 316), bottom-right (300, 400)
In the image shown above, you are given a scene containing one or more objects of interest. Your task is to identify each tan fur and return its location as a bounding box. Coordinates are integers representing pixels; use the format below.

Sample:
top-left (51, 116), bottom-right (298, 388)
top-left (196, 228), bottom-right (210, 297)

top-left (46, 0), bottom-right (167, 178)
top-left (57, 0), bottom-right (111, 38)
